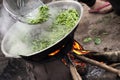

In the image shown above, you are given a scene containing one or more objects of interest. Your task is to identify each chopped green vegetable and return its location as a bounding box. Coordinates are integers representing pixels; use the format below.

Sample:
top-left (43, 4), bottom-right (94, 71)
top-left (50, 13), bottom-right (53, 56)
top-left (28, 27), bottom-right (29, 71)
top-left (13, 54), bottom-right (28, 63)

top-left (94, 37), bottom-right (101, 45)
top-left (30, 8), bottom-right (80, 52)
top-left (55, 9), bottom-right (79, 27)
top-left (32, 39), bottom-right (50, 52)
top-left (27, 5), bottom-right (50, 24)
top-left (83, 37), bottom-right (92, 43)
top-left (22, 8), bottom-right (80, 52)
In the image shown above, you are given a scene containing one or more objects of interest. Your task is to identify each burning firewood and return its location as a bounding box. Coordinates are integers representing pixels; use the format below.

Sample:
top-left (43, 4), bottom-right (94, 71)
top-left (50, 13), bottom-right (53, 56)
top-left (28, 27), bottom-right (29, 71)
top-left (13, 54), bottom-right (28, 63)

top-left (72, 40), bottom-right (120, 62)
top-left (73, 54), bottom-right (120, 77)
top-left (88, 51), bottom-right (120, 62)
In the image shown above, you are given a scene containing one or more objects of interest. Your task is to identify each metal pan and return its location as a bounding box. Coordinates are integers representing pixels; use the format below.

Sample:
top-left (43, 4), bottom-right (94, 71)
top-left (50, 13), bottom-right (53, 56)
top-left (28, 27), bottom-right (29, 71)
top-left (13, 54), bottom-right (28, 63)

top-left (1, 1), bottom-right (83, 61)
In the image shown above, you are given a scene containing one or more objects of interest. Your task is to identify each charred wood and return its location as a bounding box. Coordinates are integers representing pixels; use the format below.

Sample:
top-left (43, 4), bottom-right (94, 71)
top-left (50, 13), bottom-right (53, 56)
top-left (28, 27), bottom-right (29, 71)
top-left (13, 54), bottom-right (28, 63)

top-left (85, 51), bottom-right (120, 63)
top-left (73, 53), bottom-right (120, 77)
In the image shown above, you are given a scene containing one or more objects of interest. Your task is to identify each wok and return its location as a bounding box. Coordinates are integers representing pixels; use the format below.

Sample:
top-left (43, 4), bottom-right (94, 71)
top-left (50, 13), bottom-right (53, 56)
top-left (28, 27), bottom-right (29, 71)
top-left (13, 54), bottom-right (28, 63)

top-left (1, 1), bottom-right (83, 61)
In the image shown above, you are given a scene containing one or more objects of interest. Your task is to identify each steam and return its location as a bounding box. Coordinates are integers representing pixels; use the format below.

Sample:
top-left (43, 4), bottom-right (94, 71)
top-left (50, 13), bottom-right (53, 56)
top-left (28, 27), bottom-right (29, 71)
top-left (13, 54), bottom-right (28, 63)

top-left (0, 6), bottom-right (16, 36)
top-left (1, 2), bottom-right (81, 58)
top-left (1, 7), bottom-right (63, 58)
top-left (1, 20), bottom-right (54, 58)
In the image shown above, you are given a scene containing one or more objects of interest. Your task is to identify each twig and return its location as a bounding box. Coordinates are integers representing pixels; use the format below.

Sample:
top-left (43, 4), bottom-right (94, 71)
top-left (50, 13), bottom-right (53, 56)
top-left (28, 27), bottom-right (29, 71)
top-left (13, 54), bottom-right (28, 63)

top-left (74, 54), bottom-right (120, 77)
top-left (70, 64), bottom-right (82, 80)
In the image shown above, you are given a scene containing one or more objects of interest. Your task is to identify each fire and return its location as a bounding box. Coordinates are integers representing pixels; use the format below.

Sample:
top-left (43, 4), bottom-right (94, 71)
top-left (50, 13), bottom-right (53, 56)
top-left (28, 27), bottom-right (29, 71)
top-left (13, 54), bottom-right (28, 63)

top-left (67, 52), bottom-right (87, 69)
top-left (72, 40), bottom-right (90, 55)
top-left (49, 40), bottom-right (90, 68)
top-left (48, 49), bottom-right (60, 56)
top-left (48, 45), bottom-right (65, 56)
top-left (73, 60), bottom-right (86, 67)
top-left (72, 41), bottom-right (83, 50)
top-left (72, 49), bottom-right (90, 55)
top-left (48, 40), bottom-right (90, 56)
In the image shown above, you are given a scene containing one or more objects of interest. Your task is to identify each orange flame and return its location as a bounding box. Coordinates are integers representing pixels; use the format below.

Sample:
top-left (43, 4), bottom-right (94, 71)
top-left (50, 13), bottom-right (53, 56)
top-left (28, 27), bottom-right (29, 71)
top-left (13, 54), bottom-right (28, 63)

top-left (72, 41), bottom-right (83, 50)
top-left (73, 60), bottom-right (86, 67)
top-left (72, 41), bottom-right (90, 55)
top-left (48, 45), bottom-right (65, 56)
top-left (73, 49), bottom-right (90, 55)
top-left (49, 40), bottom-right (90, 56)
top-left (48, 49), bottom-right (60, 56)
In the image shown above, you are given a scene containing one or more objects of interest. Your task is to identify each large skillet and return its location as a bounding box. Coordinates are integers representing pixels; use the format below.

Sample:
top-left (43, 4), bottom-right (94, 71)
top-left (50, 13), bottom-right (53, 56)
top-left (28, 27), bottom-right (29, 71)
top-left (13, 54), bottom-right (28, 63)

top-left (1, 1), bottom-right (83, 61)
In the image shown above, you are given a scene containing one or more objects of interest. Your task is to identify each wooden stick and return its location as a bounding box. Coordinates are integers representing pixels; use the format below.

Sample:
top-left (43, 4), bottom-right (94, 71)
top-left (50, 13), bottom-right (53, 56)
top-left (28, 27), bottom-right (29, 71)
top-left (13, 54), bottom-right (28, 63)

top-left (74, 54), bottom-right (120, 77)
top-left (90, 51), bottom-right (120, 58)
top-left (70, 64), bottom-right (82, 80)
top-left (99, 51), bottom-right (120, 55)
top-left (84, 51), bottom-right (120, 62)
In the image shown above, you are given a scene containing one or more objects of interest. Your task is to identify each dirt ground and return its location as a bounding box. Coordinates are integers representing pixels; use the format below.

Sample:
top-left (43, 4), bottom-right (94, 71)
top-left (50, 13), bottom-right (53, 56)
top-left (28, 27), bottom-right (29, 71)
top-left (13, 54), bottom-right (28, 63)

top-left (75, 4), bottom-right (120, 52)
top-left (0, 2), bottom-right (120, 80)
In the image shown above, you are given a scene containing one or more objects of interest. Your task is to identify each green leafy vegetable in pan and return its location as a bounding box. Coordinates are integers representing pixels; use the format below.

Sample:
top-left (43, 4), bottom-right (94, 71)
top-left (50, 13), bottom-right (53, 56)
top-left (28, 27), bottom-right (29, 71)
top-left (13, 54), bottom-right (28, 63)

top-left (27, 5), bottom-right (50, 24)
top-left (11, 7), bottom-right (80, 54)
top-left (55, 9), bottom-right (79, 27)
top-left (30, 8), bottom-right (80, 52)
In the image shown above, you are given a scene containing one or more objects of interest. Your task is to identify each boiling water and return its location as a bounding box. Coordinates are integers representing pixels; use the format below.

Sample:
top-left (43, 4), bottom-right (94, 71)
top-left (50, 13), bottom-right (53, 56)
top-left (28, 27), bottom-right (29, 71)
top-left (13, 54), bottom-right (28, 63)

top-left (2, 5), bottom-right (80, 58)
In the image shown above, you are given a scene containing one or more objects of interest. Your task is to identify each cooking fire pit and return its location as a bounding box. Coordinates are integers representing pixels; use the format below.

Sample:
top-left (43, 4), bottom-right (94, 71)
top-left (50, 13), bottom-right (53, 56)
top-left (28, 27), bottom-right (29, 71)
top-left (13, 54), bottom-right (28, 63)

top-left (0, 0), bottom-right (120, 80)
top-left (0, 39), bottom-right (120, 80)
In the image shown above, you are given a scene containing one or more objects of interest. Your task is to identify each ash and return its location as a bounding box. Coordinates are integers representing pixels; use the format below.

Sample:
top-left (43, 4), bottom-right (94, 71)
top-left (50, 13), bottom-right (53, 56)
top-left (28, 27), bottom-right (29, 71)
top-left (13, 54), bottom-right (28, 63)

top-left (85, 64), bottom-right (105, 80)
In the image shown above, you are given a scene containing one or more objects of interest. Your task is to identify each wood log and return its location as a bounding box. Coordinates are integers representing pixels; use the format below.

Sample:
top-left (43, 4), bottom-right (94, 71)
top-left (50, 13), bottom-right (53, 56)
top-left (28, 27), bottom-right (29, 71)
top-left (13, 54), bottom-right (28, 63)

top-left (73, 54), bottom-right (120, 77)
top-left (84, 51), bottom-right (120, 62)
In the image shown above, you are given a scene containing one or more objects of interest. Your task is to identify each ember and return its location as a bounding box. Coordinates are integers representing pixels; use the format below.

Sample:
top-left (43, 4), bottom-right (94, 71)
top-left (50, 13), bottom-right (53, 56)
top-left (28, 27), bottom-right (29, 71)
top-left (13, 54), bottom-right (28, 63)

top-left (59, 40), bottom-right (120, 80)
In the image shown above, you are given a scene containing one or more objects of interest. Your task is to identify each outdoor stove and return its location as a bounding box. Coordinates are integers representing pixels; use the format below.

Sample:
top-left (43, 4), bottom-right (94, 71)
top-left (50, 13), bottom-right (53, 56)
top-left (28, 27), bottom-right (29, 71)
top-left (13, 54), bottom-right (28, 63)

top-left (0, 39), bottom-right (119, 80)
